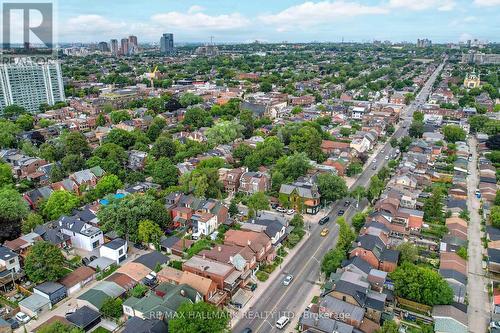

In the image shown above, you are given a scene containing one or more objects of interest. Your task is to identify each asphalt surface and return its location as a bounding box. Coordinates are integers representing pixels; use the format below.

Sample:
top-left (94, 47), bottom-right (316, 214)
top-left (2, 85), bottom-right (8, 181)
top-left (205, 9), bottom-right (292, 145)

top-left (232, 60), bottom-right (445, 333)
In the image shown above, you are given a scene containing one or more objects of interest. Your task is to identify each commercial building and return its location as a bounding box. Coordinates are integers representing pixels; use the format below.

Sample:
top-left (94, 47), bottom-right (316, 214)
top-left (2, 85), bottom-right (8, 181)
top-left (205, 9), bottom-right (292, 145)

top-left (110, 39), bottom-right (119, 56)
top-left (120, 38), bottom-right (129, 56)
top-left (0, 58), bottom-right (65, 114)
top-left (160, 33), bottom-right (174, 55)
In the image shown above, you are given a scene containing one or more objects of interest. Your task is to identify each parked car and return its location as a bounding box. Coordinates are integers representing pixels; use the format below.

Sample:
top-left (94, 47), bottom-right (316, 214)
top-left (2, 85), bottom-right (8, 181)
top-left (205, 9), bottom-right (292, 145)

top-left (81, 257), bottom-right (90, 266)
top-left (283, 274), bottom-right (293, 286)
top-left (343, 200), bottom-right (350, 207)
top-left (372, 165), bottom-right (377, 170)
top-left (337, 210), bottom-right (345, 216)
top-left (244, 283), bottom-right (257, 291)
top-left (15, 312), bottom-right (30, 324)
top-left (277, 207), bottom-right (286, 213)
top-left (276, 316), bottom-right (290, 329)
top-left (133, 243), bottom-right (146, 250)
top-left (490, 321), bottom-right (500, 329)
top-left (89, 255), bottom-right (97, 261)
top-left (240, 328), bottom-right (252, 333)
top-left (319, 216), bottom-right (330, 225)
top-left (271, 203), bottom-right (279, 209)
top-left (286, 209), bottom-right (295, 215)
top-left (320, 228), bottom-right (329, 237)
top-left (6, 318), bottom-right (19, 329)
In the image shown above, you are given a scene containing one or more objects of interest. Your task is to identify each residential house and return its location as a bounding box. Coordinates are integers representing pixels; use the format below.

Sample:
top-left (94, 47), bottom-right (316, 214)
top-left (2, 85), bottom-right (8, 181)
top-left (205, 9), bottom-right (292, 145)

top-left (432, 304), bottom-right (467, 333)
top-left (100, 238), bottom-right (127, 264)
top-left (239, 172), bottom-right (270, 194)
top-left (56, 215), bottom-right (104, 251)
top-left (279, 181), bottom-right (321, 215)
top-left (218, 167), bottom-right (245, 194)
top-left (349, 234), bottom-right (399, 272)
top-left (224, 229), bottom-right (276, 263)
top-left (33, 282), bottom-right (67, 305)
top-left (59, 266), bottom-right (96, 295)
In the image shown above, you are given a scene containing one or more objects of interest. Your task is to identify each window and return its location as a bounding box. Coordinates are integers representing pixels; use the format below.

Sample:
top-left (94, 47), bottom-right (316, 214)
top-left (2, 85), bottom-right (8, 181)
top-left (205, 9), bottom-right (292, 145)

top-left (118, 249), bottom-right (123, 255)
top-left (9, 259), bottom-right (15, 265)
top-left (92, 241), bottom-right (100, 249)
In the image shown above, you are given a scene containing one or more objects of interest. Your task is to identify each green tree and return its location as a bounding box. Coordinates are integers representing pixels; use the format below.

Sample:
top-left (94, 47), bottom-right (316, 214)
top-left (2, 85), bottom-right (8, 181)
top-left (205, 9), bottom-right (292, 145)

top-left (346, 162), bottom-right (363, 177)
top-left (442, 125), bottom-right (466, 143)
top-left (2, 104), bottom-right (26, 118)
top-left (352, 212), bottom-right (367, 232)
top-left (396, 242), bottom-right (418, 264)
top-left (321, 247), bottom-right (346, 276)
top-left (148, 157), bottom-right (179, 188)
top-left (61, 154), bottom-right (86, 173)
top-left (137, 219), bottom-right (163, 247)
top-left (259, 81), bottom-right (272, 93)
top-left (247, 192), bottom-right (270, 213)
top-left (101, 297), bottom-right (123, 319)
top-left (274, 152), bottom-right (310, 182)
top-left (490, 206), bottom-right (500, 228)
top-left (105, 128), bottom-right (136, 149)
top-left (62, 131), bottom-right (91, 157)
top-left (289, 126), bottom-right (325, 162)
top-left (375, 320), bottom-right (399, 333)
top-left (404, 93), bottom-right (415, 105)
top-left (179, 92), bottom-right (203, 107)
top-left (183, 107), bottom-right (213, 129)
top-left (97, 194), bottom-right (169, 241)
top-left (168, 302), bottom-right (230, 333)
top-left (239, 109), bottom-right (255, 138)
top-left (0, 186), bottom-right (29, 241)
top-left (423, 187), bottom-right (444, 223)
top-left (24, 241), bottom-right (66, 283)
top-left (95, 174), bottom-right (123, 198)
top-left (43, 190), bottom-right (80, 221)
top-left (409, 121), bottom-right (424, 138)
top-left (206, 120), bottom-right (243, 145)
top-left (22, 213), bottom-right (44, 234)
top-left (147, 117), bottom-right (167, 141)
top-left (151, 136), bottom-right (177, 160)
top-left (337, 217), bottom-right (355, 250)
top-left (16, 114), bottom-right (34, 131)
top-left (390, 262), bottom-right (453, 306)
top-left (317, 173), bottom-right (347, 204)
top-left (367, 175), bottom-right (384, 202)
top-left (96, 113), bottom-right (106, 127)
top-left (413, 111), bottom-right (424, 122)
top-left (229, 200), bottom-right (238, 216)
top-left (0, 162), bottom-right (13, 187)
top-left (0, 120), bottom-right (21, 148)
top-left (110, 110), bottom-right (131, 124)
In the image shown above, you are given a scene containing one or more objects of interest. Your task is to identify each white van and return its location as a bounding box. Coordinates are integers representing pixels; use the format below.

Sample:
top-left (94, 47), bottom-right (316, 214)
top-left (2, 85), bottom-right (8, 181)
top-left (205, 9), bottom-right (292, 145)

top-left (276, 316), bottom-right (289, 329)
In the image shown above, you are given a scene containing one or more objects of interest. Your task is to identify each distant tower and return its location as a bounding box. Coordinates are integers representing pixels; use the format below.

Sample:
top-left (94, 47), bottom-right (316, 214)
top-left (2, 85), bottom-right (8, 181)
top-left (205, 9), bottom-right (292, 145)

top-left (120, 38), bottom-right (129, 56)
top-left (160, 33), bottom-right (174, 55)
top-left (110, 39), bottom-right (119, 56)
top-left (128, 35), bottom-right (138, 54)
top-left (97, 41), bottom-right (109, 52)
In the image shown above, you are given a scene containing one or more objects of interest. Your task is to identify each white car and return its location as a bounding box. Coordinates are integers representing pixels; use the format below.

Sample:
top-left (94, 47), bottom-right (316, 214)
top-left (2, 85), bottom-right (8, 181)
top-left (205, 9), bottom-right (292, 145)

top-left (283, 274), bottom-right (293, 286)
top-left (276, 316), bottom-right (290, 329)
top-left (15, 312), bottom-right (30, 324)
top-left (490, 321), bottom-right (500, 329)
top-left (286, 209), bottom-right (295, 215)
top-left (385, 155), bottom-right (389, 160)
top-left (372, 159), bottom-right (377, 164)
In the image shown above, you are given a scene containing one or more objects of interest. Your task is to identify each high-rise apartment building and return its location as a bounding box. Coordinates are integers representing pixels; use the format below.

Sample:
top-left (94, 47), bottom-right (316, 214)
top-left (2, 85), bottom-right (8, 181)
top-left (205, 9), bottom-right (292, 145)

top-left (0, 58), bottom-right (65, 114)
top-left (110, 39), bottom-right (119, 56)
top-left (160, 33), bottom-right (174, 55)
top-left (97, 41), bottom-right (109, 52)
top-left (128, 35), bottom-right (138, 55)
top-left (120, 38), bottom-right (129, 56)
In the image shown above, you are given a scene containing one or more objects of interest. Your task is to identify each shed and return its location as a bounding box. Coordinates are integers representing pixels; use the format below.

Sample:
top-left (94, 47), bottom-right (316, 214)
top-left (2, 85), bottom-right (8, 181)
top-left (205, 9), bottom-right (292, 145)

top-left (59, 266), bottom-right (95, 295)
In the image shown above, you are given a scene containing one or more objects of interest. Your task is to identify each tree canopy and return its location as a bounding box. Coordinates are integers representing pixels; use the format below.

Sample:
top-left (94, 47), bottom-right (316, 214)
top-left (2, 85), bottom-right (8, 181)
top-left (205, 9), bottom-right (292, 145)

top-left (24, 241), bottom-right (66, 283)
top-left (316, 173), bottom-right (348, 204)
top-left (0, 186), bottom-right (29, 241)
top-left (390, 262), bottom-right (453, 306)
top-left (168, 302), bottom-right (230, 333)
top-left (43, 190), bottom-right (80, 221)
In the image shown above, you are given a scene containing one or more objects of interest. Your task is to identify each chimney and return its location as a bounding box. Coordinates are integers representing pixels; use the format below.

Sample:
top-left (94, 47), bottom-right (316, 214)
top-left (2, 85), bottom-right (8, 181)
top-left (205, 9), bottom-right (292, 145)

top-left (218, 246), bottom-right (221, 252)
top-left (180, 289), bottom-right (185, 297)
top-left (247, 240), bottom-right (251, 246)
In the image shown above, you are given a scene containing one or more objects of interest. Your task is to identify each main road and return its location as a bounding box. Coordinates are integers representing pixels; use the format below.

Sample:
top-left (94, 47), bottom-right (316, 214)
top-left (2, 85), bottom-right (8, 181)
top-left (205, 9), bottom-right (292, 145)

top-left (232, 60), bottom-right (445, 333)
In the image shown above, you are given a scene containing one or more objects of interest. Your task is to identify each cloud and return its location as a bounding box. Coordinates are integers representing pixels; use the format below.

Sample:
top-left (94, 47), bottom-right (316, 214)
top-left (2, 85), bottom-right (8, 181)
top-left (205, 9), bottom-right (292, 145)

top-left (388, 0), bottom-right (456, 11)
top-left (258, 1), bottom-right (388, 32)
top-left (188, 5), bottom-right (205, 14)
top-left (151, 10), bottom-right (250, 31)
top-left (473, 0), bottom-right (500, 6)
top-left (62, 15), bottom-right (127, 40)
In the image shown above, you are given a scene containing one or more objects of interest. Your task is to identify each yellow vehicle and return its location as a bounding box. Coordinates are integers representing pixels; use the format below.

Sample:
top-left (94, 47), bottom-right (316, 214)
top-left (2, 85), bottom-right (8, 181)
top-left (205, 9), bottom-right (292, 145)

top-left (320, 228), bottom-right (329, 237)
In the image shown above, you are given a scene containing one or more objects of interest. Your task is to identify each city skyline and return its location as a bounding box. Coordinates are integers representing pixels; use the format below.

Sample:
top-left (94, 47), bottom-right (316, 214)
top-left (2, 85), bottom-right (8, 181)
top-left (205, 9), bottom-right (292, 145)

top-left (41, 0), bottom-right (500, 43)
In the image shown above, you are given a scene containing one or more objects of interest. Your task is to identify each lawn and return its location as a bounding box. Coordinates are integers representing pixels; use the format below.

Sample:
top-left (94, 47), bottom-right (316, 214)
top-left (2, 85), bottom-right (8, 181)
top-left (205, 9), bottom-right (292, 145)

top-left (92, 328), bottom-right (111, 333)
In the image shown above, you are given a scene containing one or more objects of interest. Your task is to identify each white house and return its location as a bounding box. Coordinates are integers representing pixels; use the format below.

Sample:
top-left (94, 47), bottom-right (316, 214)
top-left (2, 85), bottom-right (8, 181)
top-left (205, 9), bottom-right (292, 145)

top-left (0, 245), bottom-right (21, 273)
top-left (100, 238), bottom-right (128, 264)
top-left (191, 213), bottom-right (218, 239)
top-left (58, 216), bottom-right (104, 251)
top-left (350, 137), bottom-right (371, 154)
top-left (351, 106), bottom-right (367, 120)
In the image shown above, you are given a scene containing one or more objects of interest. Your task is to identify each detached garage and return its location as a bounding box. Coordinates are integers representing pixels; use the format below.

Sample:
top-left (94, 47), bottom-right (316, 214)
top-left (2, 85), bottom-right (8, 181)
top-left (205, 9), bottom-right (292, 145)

top-left (59, 266), bottom-right (95, 295)
top-left (19, 294), bottom-right (51, 318)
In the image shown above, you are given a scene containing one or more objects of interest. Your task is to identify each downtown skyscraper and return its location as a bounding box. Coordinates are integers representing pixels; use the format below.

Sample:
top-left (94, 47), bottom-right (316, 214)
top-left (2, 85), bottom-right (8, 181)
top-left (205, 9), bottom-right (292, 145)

top-left (160, 33), bottom-right (174, 55)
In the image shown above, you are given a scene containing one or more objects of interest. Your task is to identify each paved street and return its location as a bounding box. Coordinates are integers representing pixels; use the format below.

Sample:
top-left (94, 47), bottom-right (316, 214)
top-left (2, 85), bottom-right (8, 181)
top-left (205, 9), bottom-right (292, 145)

top-left (232, 61), bottom-right (445, 333)
top-left (467, 136), bottom-right (491, 333)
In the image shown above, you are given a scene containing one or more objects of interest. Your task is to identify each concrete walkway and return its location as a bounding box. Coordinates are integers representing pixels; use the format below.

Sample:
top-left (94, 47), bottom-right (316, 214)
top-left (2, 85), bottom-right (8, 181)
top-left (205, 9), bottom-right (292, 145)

top-left (467, 136), bottom-right (491, 333)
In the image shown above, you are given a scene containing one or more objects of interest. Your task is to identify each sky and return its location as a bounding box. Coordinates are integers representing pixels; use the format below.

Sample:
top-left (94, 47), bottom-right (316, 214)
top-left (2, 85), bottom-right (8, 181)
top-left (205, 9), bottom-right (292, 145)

top-left (6, 0), bottom-right (500, 43)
